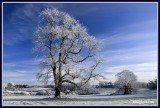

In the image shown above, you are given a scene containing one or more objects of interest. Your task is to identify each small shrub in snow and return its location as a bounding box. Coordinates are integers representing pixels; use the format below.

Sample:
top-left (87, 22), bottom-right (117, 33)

top-left (4, 90), bottom-right (30, 96)
top-left (61, 84), bottom-right (75, 94)
top-left (5, 90), bottom-right (14, 94)
top-left (98, 81), bottom-right (113, 88)
top-left (36, 91), bottom-right (48, 95)
top-left (14, 91), bottom-right (22, 94)
top-left (148, 79), bottom-right (157, 90)
top-left (15, 84), bottom-right (30, 89)
top-left (135, 82), bottom-right (148, 88)
top-left (21, 91), bottom-right (30, 95)
top-left (76, 83), bottom-right (99, 95)
top-left (3, 92), bottom-right (10, 96)
top-left (60, 92), bottom-right (66, 96)
top-left (7, 82), bottom-right (15, 91)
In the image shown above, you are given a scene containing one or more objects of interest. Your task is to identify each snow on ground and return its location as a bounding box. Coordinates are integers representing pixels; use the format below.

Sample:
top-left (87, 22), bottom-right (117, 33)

top-left (3, 89), bottom-right (157, 106)
top-left (18, 87), bottom-right (53, 92)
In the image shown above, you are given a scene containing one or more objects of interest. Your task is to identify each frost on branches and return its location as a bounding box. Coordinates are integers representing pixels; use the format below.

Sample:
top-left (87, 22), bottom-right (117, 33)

top-left (33, 8), bottom-right (103, 98)
top-left (115, 70), bottom-right (137, 95)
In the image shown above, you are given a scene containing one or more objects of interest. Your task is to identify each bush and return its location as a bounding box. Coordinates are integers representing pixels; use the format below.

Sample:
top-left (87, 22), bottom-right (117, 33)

top-left (98, 81), bottom-right (113, 88)
top-left (6, 82), bottom-right (15, 91)
top-left (14, 91), bottom-right (30, 95)
top-left (36, 91), bottom-right (48, 95)
top-left (61, 83), bottom-right (76, 94)
top-left (36, 90), bottom-right (52, 95)
top-left (43, 85), bottom-right (54, 88)
top-left (135, 82), bottom-right (148, 88)
top-left (148, 79), bottom-right (157, 90)
top-left (114, 70), bottom-right (137, 95)
top-left (15, 84), bottom-right (30, 89)
top-left (76, 83), bottom-right (99, 95)
top-left (3, 83), bottom-right (6, 91)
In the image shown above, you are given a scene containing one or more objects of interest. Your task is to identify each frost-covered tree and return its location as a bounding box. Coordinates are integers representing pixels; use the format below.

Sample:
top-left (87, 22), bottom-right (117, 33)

top-left (148, 78), bottom-right (157, 90)
top-left (115, 70), bottom-right (137, 94)
top-left (7, 82), bottom-right (15, 91)
top-left (33, 8), bottom-right (103, 98)
top-left (3, 83), bottom-right (6, 91)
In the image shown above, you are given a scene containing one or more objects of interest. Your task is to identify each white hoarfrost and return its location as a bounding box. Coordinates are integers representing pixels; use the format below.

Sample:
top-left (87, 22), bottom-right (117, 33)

top-left (115, 70), bottom-right (137, 94)
top-left (3, 89), bottom-right (157, 106)
top-left (115, 70), bottom-right (137, 87)
top-left (5, 91), bottom-right (30, 96)
top-left (33, 8), bottom-right (103, 97)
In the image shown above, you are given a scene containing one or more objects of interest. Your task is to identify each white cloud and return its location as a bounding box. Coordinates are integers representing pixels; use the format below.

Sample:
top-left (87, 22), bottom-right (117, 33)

top-left (104, 62), bottom-right (157, 72)
top-left (100, 20), bottom-right (157, 46)
top-left (95, 19), bottom-right (158, 82)
top-left (103, 31), bottom-right (156, 46)
top-left (105, 50), bottom-right (156, 64)
top-left (99, 62), bottom-right (157, 82)
top-left (4, 4), bottom-right (64, 46)
top-left (3, 58), bottom-right (41, 68)
top-left (3, 63), bottom-right (18, 67)
top-left (3, 70), bottom-right (40, 85)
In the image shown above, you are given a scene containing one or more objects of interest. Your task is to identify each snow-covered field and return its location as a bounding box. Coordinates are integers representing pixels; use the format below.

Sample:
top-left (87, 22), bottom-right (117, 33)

top-left (3, 89), bottom-right (157, 106)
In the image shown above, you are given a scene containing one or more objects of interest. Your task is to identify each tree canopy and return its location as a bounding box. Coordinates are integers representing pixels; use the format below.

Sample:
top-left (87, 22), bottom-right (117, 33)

top-left (33, 8), bottom-right (103, 98)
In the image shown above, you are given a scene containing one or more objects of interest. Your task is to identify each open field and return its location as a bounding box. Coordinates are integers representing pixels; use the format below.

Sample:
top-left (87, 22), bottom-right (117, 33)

top-left (3, 89), bottom-right (157, 106)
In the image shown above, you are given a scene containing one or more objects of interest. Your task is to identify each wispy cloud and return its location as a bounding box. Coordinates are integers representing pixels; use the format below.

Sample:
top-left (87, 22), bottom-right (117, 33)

top-left (3, 3), bottom-right (114, 46)
top-left (100, 20), bottom-right (157, 46)
top-left (102, 62), bottom-right (157, 73)
top-left (3, 51), bottom-right (29, 58)
top-left (3, 66), bottom-right (40, 85)
top-left (102, 49), bottom-right (157, 65)
top-left (94, 19), bottom-right (158, 82)
top-left (4, 59), bottom-right (39, 67)
top-left (4, 3), bottom-right (64, 46)
top-left (3, 71), bottom-right (39, 85)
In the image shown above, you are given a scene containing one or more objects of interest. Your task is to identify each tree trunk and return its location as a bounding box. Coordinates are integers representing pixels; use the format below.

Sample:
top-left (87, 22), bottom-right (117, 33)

top-left (124, 86), bottom-right (130, 95)
top-left (54, 77), bottom-right (62, 98)
top-left (124, 89), bottom-right (129, 95)
top-left (54, 49), bottom-right (62, 98)
top-left (54, 86), bottom-right (61, 98)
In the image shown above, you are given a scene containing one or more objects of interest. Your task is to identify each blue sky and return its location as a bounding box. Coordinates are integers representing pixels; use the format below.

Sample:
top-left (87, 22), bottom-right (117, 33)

top-left (3, 3), bottom-right (157, 85)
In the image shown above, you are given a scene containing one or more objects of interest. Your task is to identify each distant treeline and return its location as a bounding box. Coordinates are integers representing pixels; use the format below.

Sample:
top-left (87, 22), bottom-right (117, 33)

top-left (6, 79), bottom-right (157, 90)
top-left (96, 81), bottom-right (114, 88)
top-left (14, 84), bottom-right (55, 88)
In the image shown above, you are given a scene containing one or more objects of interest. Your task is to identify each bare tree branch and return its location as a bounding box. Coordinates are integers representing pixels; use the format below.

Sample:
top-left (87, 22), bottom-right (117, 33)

top-left (62, 79), bottom-right (79, 88)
